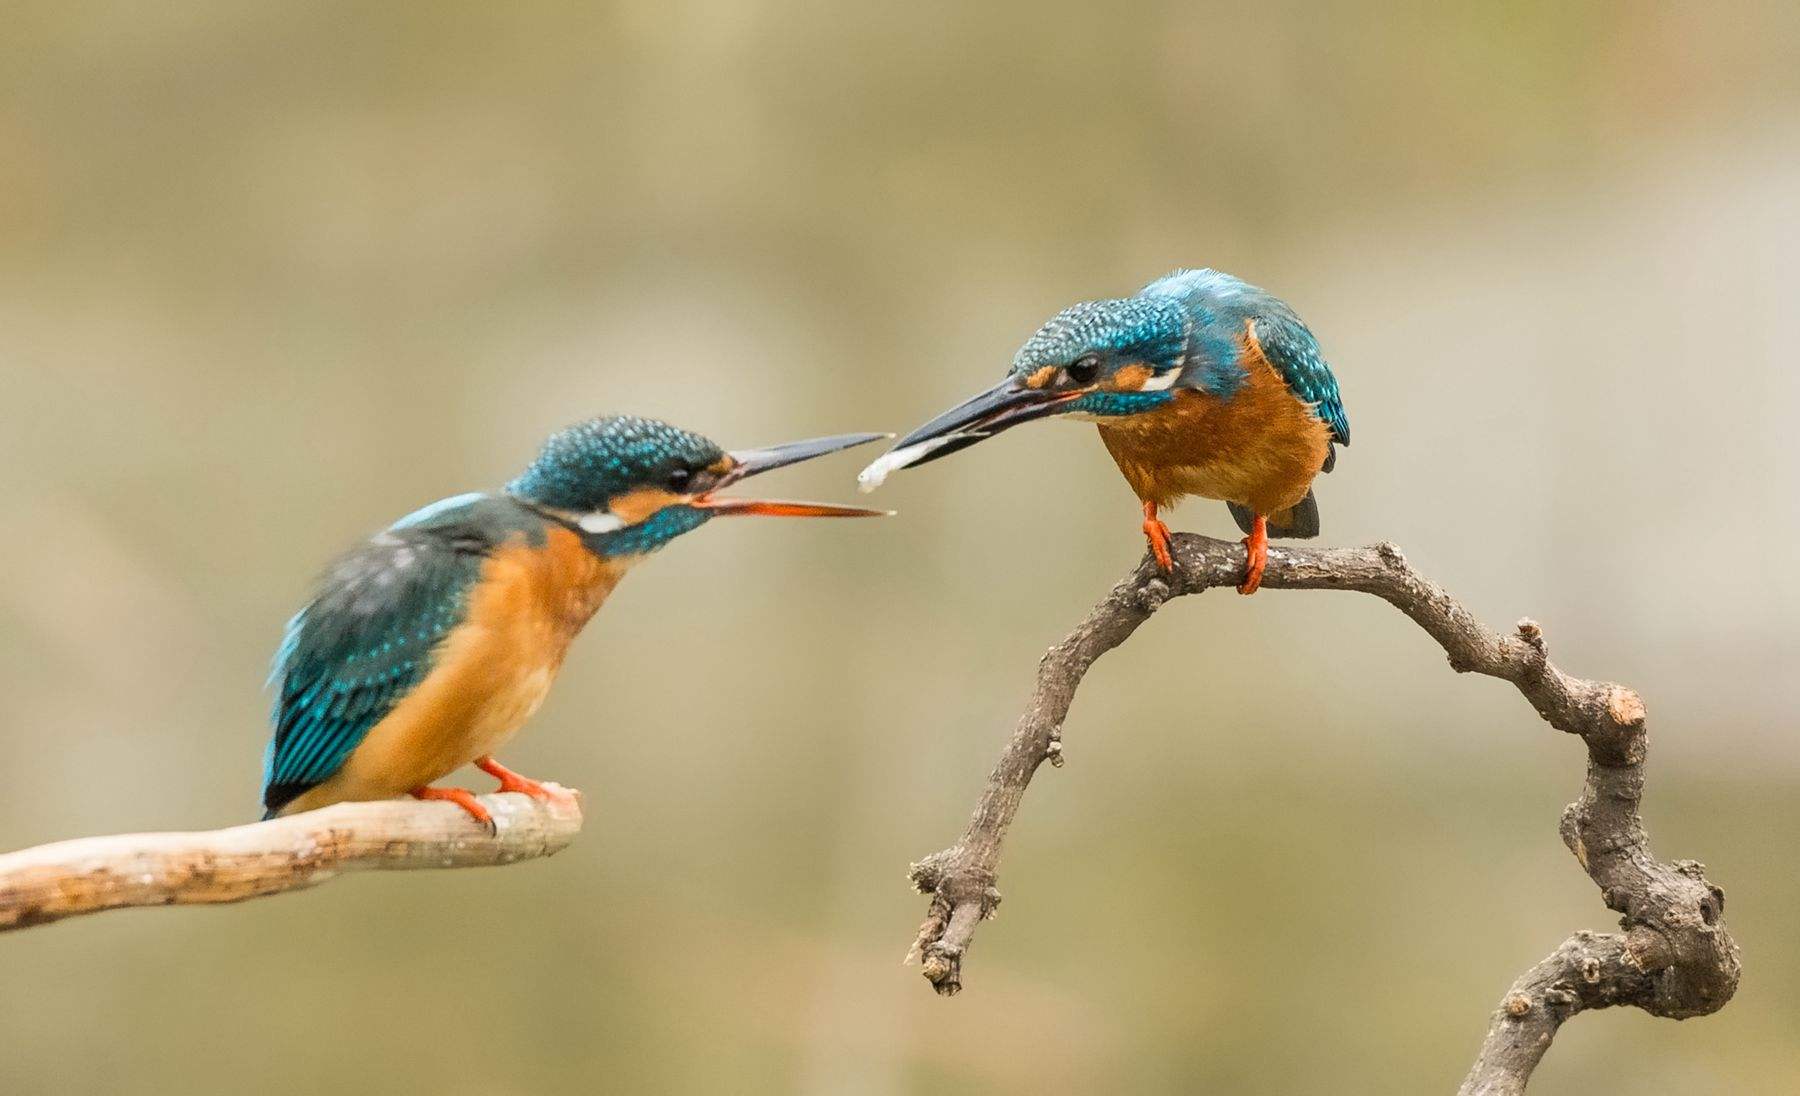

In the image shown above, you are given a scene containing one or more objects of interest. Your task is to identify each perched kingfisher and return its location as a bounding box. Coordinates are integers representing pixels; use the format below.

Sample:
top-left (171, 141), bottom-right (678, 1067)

top-left (858, 269), bottom-right (1348, 593)
top-left (262, 416), bottom-right (887, 826)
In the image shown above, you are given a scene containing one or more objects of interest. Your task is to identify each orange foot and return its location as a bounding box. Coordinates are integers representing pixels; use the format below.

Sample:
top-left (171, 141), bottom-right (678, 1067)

top-left (410, 784), bottom-right (494, 833)
top-left (476, 755), bottom-right (579, 809)
top-left (1141, 500), bottom-right (1175, 573)
top-left (1239, 513), bottom-right (1268, 595)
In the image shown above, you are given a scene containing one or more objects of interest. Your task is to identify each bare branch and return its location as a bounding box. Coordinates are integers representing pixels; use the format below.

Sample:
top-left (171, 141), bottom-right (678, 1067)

top-left (906, 534), bottom-right (1739, 1092)
top-left (0, 787), bottom-right (583, 932)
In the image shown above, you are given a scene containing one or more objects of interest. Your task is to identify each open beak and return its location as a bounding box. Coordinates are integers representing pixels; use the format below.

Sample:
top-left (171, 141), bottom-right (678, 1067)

top-left (857, 378), bottom-right (1090, 491)
top-left (692, 432), bottom-right (892, 518)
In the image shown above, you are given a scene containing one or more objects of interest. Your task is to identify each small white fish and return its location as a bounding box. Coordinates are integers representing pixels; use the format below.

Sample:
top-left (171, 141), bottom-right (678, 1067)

top-left (856, 433), bottom-right (985, 493)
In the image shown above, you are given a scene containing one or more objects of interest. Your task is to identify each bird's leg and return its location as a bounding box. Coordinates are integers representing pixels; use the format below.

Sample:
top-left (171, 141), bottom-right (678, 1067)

top-left (475, 755), bottom-right (577, 808)
top-left (410, 785), bottom-right (495, 832)
top-left (1238, 513), bottom-right (1268, 595)
top-left (1140, 500), bottom-right (1175, 573)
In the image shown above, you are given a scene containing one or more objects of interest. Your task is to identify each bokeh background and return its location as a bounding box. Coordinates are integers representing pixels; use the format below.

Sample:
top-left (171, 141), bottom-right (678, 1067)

top-left (3, 3), bottom-right (1798, 1093)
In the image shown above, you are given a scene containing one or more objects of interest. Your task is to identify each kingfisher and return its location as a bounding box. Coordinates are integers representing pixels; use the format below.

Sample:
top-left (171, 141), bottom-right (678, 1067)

top-left (857, 269), bottom-right (1348, 594)
top-left (261, 416), bottom-right (887, 827)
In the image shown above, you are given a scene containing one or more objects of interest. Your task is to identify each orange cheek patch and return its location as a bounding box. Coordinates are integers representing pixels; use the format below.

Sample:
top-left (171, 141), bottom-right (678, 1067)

top-left (707, 456), bottom-right (735, 475)
top-left (606, 486), bottom-right (685, 525)
top-left (1107, 363), bottom-right (1153, 391)
top-left (1023, 366), bottom-right (1058, 389)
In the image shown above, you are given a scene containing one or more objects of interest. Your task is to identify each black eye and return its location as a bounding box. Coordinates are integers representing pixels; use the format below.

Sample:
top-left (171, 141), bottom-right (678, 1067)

top-left (667, 467), bottom-right (692, 492)
top-left (1066, 354), bottom-right (1101, 385)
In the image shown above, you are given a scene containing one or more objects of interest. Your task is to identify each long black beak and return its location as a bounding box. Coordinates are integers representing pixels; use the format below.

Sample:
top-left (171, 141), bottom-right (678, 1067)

top-left (857, 378), bottom-right (1088, 491)
top-left (695, 432), bottom-right (892, 518)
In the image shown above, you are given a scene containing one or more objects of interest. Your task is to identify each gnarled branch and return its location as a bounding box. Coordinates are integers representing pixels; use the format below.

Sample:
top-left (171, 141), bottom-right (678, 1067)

top-left (0, 787), bottom-right (582, 932)
top-left (906, 534), bottom-right (1738, 1093)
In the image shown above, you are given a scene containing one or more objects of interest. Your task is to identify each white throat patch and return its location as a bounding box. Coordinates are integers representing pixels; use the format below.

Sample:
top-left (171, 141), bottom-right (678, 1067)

top-left (577, 510), bottom-right (627, 534)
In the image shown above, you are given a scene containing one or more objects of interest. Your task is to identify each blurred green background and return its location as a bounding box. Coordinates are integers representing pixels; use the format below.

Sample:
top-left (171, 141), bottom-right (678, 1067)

top-left (3, 3), bottom-right (1798, 1093)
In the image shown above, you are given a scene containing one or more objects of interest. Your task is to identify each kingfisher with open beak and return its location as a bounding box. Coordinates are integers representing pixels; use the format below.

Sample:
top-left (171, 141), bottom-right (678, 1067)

top-left (262, 416), bottom-right (887, 826)
top-left (858, 269), bottom-right (1348, 594)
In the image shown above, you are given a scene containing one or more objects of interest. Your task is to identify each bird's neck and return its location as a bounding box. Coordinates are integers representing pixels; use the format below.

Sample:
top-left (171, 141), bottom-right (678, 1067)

top-left (523, 524), bottom-right (636, 635)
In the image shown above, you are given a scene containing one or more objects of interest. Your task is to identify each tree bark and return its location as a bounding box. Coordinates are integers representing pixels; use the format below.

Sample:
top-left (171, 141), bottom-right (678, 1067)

top-left (0, 786), bottom-right (582, 932)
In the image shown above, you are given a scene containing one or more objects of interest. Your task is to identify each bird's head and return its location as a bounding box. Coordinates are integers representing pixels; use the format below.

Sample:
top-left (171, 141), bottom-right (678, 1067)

top-left (507, 416), bottom-right (889, 555)
top-left (858, 295), bottom-right (1190, 489)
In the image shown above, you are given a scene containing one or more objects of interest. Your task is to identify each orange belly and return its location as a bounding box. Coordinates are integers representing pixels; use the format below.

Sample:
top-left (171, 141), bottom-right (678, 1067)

top-left (1096, 341), bottom-right (1330, 515)
top-left (281, 527), bottom-right (627, 813)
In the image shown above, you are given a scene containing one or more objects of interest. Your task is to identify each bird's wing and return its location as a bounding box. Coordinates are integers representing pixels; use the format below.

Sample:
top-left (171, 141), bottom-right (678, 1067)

top-left (1250, 310), bottom-right (1350, 448)
top-left (261, 497), bottom-right (497, 815)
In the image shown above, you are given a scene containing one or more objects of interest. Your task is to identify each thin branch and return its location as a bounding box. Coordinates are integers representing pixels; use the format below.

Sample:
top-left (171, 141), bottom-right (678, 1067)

top-left (0, 787), bottom-right (583, 932)
top-left (906, 534), bottom-right (1739, 1093)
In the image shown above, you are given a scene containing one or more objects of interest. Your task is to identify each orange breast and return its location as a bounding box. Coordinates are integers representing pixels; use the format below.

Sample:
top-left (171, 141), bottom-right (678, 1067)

top-left (288, 526), bottom-right (627, 811)
top-left (1096, 329), bottom-right (1330, 515)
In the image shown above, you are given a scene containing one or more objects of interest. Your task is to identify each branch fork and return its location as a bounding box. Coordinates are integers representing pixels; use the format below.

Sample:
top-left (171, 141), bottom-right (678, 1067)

top-left (905, 534), bottom-right (1738, 1093)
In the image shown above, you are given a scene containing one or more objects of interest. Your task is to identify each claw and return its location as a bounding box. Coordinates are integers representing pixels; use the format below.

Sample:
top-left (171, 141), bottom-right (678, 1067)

top-left (476, 756), bottom-right (579, 810)
top-left (410, 785), bottom-right (495, 834)
top-left (1238, 513), bottom-right (1268, 595)
top-left (1141, 500), bottom-right (1175, 573)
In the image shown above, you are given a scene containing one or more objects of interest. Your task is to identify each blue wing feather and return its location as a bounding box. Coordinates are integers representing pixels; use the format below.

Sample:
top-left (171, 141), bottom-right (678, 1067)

top-left (1253, 311), bottom-right (1350, 447)
top-left (261, 495), bottom-right (502, 816)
